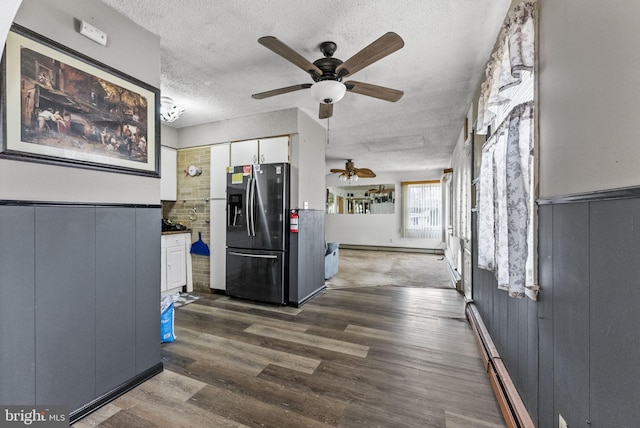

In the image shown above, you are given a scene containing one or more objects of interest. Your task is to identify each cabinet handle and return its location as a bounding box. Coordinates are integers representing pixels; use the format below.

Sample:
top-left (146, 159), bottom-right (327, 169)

top-left (253, 154), bottom-right (257, 164)
top-left (260, 154), bottom-right (265, 163)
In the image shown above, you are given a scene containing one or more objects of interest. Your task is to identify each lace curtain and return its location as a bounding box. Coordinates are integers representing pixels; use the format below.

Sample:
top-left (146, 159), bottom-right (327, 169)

top-left (478, 102), bottom-right (534, 298)
top-left (476, 1), bottom-right (536, 298)
top-left (477, 1), bottom-right (536, 135)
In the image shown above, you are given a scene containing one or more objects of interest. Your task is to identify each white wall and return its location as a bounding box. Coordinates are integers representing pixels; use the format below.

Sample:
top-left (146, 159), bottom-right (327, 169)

top-left (176, 108), bottom-right (298, 148)
top-left (538, 0), bottom-right (640, 197)
top-left (294, 110), bottom-right (326, 210)
top-left (0, 0), bottom-right (22, 58)
top-left (161, 124), bottom-right (179, 149)
top-left (3, 0), bottom-right (161, 204)
top-left (325, 170), bottom-right (444, 249)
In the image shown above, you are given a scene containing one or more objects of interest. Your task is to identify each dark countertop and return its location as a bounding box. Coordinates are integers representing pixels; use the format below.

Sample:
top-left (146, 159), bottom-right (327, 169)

top-left (162, 229), bottom-right (192, 236)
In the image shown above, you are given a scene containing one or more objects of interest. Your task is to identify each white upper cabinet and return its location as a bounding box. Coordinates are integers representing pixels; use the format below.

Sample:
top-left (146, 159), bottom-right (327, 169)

top-left (230, 136), bottom-right (289, 166)
top-left (160, 146), bottom-right (177, 201)
top-left (258, 136), bottom-right (290, 164)
top-left (230, 139), bottom-right (259, 166)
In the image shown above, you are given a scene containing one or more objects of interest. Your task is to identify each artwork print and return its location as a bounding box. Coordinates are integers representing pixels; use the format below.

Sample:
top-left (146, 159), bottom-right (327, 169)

top-left (1, 25), bottom-right (159, 176)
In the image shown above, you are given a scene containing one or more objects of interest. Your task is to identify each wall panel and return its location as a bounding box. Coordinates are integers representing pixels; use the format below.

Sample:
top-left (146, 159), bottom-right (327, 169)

top-left (536, 204), bottom-right (553, 428)
top-left (589, 199), bottom-right (640, 427)
top-left (95, 207), bottom-right (137, 395)
top-left (35, 206), bottom-right (96, 410)
top-left (551, 203), bottom-right (590, 426)
top-left (0, 205), bottom-right (35, 404)
top-left (135, 207), bottom-right (161, 373)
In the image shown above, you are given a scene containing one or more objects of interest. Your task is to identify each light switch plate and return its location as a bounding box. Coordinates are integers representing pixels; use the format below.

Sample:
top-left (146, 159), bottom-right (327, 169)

top-left (79, 20), bottom-right (107, 46)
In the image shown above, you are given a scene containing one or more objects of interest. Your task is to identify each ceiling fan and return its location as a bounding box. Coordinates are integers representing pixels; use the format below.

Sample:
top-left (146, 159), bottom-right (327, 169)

top-left (252, 32), bottom-right (404, 119)
top-left (330, 159), bottom-right (376, 182)
top-left (367, 185), bottom-right (393, 194)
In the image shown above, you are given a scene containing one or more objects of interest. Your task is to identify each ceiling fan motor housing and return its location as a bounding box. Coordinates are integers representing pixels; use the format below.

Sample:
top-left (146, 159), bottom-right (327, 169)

top-left (312, 57), bottom-right (343, 82)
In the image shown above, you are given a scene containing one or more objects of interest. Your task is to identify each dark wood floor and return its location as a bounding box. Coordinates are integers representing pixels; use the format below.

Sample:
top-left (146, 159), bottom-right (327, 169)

top-left (74, 253), bottom-right (505, 427)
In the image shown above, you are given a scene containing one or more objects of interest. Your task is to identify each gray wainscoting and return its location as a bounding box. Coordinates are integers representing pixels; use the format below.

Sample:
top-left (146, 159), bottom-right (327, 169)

top-left (472, 195), bottom-right (640, 427)
top-left (0, 203), bottom-right (161, 413)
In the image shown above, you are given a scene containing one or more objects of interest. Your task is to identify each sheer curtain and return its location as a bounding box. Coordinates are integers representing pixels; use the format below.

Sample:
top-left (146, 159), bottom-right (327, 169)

top-left (476, 1), bottom-right (537, 299)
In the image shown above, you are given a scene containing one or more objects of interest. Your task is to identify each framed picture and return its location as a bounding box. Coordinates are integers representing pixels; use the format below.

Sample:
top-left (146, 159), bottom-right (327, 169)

top-left (0, 24), bottom-right (160, 177)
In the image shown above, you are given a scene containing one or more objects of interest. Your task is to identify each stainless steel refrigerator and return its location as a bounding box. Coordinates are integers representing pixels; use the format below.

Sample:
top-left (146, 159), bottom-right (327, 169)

top-left (226, 163), bottom-right (289, 304)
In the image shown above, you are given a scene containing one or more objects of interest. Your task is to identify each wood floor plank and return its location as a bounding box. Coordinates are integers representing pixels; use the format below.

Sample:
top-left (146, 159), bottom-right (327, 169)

top-left (212, 296), bottom-right (304, 315)
top-left (180, 302), bottom-right (310, 332)
top-left (244, 323), bottom-right (370, 358)
top-left (175, 325), bottom-right (322, 375)
top-left (169, 359), bottom-right (348, 426)
top-left (188, 384), bottom-right (334, 428)
top-left (343, 324), bottom-right (481, 357)
top-left (72, 403), bottom-right (122, 428)
top-left (102, 370), bottom-right (246, 428)
top-left (445, 410), bottom-right (506, 428)
top-left (337, 398), bottom-right (446, 428)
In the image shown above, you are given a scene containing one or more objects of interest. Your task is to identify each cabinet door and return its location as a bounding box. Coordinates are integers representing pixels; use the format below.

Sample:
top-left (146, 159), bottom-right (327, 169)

top-left (166, 245), bottom-right (186, 289)
top-left (259, 136), bottom-right (289, 163)
top-left (160, 147), bottom-right (177, 200)
top-left (210, 143), bottom-right (230, 199)
top-left (231, 139), bottom-right (259, 166)
top-left (160, 246), bottom-right (167, 292)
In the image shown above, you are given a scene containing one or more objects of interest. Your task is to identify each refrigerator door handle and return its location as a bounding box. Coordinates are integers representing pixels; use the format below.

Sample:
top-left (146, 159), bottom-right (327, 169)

top-left (228, 251), bottom-right (278, 259)
top-left (245, 177), bottom-right (251, 236)
top-left (250, 176), bottom-right (257, 236)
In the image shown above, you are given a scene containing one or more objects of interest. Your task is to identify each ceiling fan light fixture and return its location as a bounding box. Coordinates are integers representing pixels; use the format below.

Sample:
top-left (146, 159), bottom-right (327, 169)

top-left (310, 80), bottom-right (346, 104)
top-left (160, 96), bottom-right (185, 123)
top-left (339, 172), bottom-right (359, 182)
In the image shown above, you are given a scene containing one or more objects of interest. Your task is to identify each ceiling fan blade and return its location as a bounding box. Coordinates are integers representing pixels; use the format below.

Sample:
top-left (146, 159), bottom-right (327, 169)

top-left (330, 168), bottom-right (348, 174)
top-left (258, 36), bottom-right (323, 77)
top-left (355, 168), bottom-right (377, 178)
top-left (335, 32), bottom-right (404, 78)
top-left (251, 84), bottom-right (312, 99)
top-left (319, 103), bottom-right (333, 119)
top-left (345, 81), bottom-right (404, 102)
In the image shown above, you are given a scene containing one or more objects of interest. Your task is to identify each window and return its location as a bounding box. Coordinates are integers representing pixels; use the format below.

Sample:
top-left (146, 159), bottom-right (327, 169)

top-left (401, 181), bottom-right (441, 239)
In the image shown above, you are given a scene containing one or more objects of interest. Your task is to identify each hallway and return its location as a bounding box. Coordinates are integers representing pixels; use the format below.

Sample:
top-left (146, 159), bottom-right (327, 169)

top-left (74, 250), bottom-right (505, 427)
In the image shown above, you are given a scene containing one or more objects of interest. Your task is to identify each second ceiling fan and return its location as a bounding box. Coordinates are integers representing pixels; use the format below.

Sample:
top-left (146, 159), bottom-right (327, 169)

top-left (252, 32), bottom-right (404, 119)
top-left (330, 159), bottom-right (376, 182)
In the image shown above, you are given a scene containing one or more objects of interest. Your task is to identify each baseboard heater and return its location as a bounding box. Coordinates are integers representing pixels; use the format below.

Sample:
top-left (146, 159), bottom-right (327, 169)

top-left (465, 303), bottom-right (534, 428)
top-left (339, 244), bottom-right (444, 255)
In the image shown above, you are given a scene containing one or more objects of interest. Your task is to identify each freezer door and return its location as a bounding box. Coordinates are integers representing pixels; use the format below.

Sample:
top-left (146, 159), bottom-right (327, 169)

top-left (226, 248), bottom-right (285, 304)
top-left (252, 163), bottom-right (289, 251)
top-left (226, 170), bottom-right (251, 248)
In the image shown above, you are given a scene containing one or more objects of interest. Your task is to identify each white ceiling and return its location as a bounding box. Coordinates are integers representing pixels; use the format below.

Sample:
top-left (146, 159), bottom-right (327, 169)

top-left (100, 0), bottom-right (510, 175)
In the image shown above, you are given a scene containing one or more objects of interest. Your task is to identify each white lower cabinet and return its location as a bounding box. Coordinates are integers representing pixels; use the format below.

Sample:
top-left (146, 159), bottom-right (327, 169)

top-left (161, 232), bottom-right (193, 294)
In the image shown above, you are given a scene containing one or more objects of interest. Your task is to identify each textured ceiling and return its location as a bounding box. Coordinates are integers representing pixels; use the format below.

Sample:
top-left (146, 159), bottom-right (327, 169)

top-left (100, 0), bottom-right (510, 174)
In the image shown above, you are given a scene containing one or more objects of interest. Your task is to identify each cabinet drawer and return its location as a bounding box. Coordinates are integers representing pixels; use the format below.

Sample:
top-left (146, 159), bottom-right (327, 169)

top-left (163, 233), bottom-right (187, 248)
